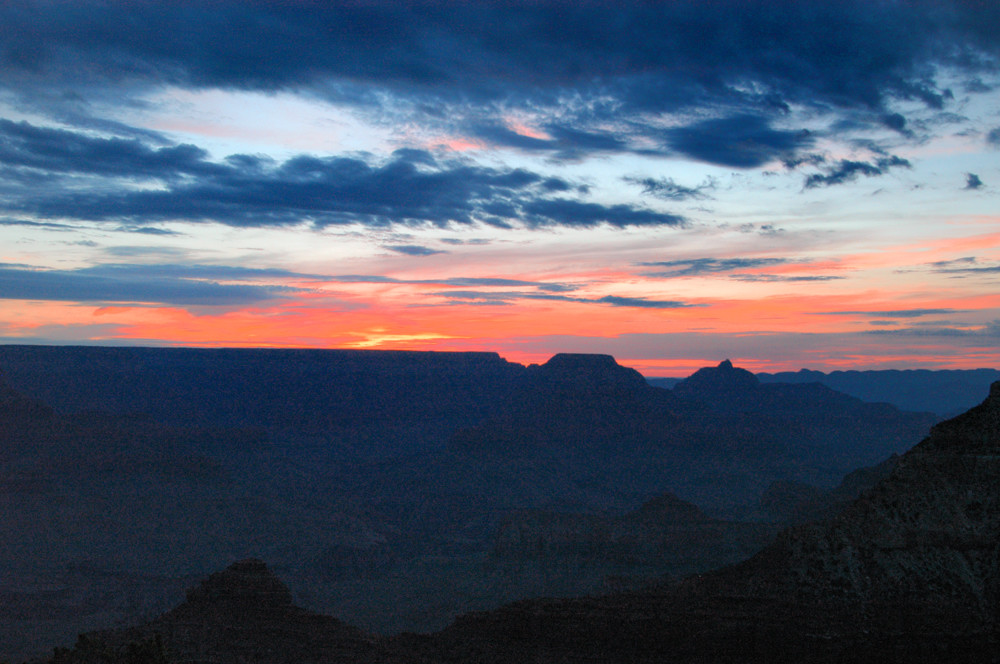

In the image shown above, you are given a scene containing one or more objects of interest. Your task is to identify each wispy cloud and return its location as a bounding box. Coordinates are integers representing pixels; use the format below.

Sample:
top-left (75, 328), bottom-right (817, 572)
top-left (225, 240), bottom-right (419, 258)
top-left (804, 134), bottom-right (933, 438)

top-left (815, 308), bottom-right (963, 318)
top-left (803, 155), bottom-right (910, 188)
top-left (385, 244), bottom-right (448, 256)
top-left (434, 290), bottom-right (697, 310)
top-left (624, 176), bottom-right (716, 201)
top-left (0, 263), bottom-right (313, 306)
top-left (638, 258), bottom-right (792, 277)
top-left (929, 257), bottom-right (1000, 276)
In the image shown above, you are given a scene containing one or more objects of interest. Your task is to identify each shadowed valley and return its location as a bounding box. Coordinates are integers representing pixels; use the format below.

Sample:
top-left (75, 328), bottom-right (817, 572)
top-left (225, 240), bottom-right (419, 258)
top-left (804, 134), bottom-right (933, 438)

top-left (1, 346), bottom-right (990, 662)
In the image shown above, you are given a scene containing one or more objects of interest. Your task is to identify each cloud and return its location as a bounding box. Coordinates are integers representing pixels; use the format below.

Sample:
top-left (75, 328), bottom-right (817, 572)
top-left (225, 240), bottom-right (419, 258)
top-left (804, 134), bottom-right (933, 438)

top-left (467, 123), bottom-right (631, 158)
top-left (435, 290), bottom-right (696, 309)
top-left (385, 244), bottom-right (447, 256)
top-left (664, 115), bottom-right (813, 168)
top-left (0, 121), bottom-right (681, 230)
top-left (816, 308), bottom-right (962, 318)
top-left (330, 274), bottom-right (577, 293)
top-left (965, 172), bottom-right (984, 189)
top-left (637, 257), bottom-right (843, 282)
top-left (864, 324), bottom-right (1000, 338)
top-left (520, 199), bottom-right (685, 229)
top-left (625, 176), bottom-right (715, 201)
top-left (0, 216), bottom-right (75, 230)
top-left (439, 238), bottom-right (491, 246)
top-left (729, 274), bottom-right (845, 282)
top-left (803, 155), bottom-right (911, 188)
top-left (987, 127), bottom-right (1000, 146)
top-left (325, 274), bottom-right (695, 308)
top-left (0, 263), bottom-right (312, 306)
top-left (0, 119), bottom-right (221, 179)
top-left (929, 257), bottom-right (1000, 276)
top-left (638, 257), bottom-right (792, 277)
top-left (2, 2), bottom-right (996, 158)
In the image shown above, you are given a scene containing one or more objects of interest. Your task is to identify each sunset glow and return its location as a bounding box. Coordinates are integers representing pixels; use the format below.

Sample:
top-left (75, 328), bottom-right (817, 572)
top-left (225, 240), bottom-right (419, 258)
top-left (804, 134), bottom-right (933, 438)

top-left (1, 1), bottom-right (998, 374)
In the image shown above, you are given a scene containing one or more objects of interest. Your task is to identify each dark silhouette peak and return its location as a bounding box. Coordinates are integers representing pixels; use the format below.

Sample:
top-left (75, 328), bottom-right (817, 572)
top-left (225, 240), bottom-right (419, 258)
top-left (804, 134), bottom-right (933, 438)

top-left (920, 379), bottom-right (1000, 453)
top-left (534, 353), bottom-right (646, 390)
top-left (185, 558), bottom-right (293, 607)
top-left (543, 353), bottom-right (620, 371)
top-left (633, 492), bottom-right (708, 524)
top-left (674, 359), bottom-right (759, 396)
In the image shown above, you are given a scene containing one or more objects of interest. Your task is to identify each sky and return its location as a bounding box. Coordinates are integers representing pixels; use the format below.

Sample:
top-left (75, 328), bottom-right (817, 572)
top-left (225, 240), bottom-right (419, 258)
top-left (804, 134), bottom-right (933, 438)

top-left (1, 0), bottom-right (999, 375)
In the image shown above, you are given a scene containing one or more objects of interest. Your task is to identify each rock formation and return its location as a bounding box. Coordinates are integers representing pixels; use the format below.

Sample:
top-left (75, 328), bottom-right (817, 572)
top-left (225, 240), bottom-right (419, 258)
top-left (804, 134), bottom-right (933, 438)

top-left (50, 559), bottom-right (376, 664)
top-left (393, 381), bottom-right (1000, 662)
top-left (42, 382), bottom-right (1000, 663)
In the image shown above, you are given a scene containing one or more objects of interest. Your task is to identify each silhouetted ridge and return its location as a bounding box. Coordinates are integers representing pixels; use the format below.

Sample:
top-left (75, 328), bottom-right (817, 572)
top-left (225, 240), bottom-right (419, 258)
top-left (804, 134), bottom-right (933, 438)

top-left (673, 359), bottom-right (759, 397)
top-left (633, 491), bottom-right (708, 524)
top-left (533, 353), bottom-right (647, 390)
top-left (52, 560), bottom-right (375, 664)
top-left (185, 558), bottom-right (292, 607)
top-left (757, 367), bottom-right (1000, 417)
top-left (919, 380), bottom-right (1000, 452)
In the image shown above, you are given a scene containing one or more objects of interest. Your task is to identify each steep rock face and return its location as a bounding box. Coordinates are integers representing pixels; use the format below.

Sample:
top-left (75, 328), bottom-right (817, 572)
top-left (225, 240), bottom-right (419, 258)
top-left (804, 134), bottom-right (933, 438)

top-left (760, 455), bottom-right (900, 524)
top-left (390, 382), bottom-right (1000, 663)
top-left (53, 560), bottom-right (376, 664)
top-left (741, 382), bottom-right (1000, 616)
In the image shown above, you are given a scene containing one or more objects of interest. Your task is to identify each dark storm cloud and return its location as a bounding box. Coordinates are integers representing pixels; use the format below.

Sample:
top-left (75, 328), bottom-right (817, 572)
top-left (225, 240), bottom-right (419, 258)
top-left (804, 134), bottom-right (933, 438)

top-left (0, 121), bottom-right (678, 230)
top-left (803, 155), bottom-right (911, 188)
top-left (638, 257), bottom-right (791, 277)
top-left (1, 1), bottom-right (996, 153)
top-left (987, 128), bottom-right (1000, 146)
top-left (0, 263), bottom-right (309, 305)
top-left (965, 173), bottom-right (984, 189)
top-left (664, 115), bottom-right (813, 168)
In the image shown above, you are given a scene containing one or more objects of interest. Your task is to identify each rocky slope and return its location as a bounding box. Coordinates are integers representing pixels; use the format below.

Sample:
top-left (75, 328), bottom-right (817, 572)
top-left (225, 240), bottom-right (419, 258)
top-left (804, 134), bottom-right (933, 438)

top-left (402, 381), bottom-right (1000, 663)
top-left (43, 382), bottom-right (1000, 663)
top-left (759, 454), bottom-right (900, 524)
top-left (493, 492), bottom-right (776, 588)
top-left (49, 559), bottom-right (376, 664)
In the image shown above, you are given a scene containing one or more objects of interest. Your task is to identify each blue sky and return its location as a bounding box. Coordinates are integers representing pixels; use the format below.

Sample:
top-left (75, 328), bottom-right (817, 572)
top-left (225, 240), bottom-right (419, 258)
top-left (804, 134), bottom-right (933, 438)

top-left (1, 1), bottom-right (999, 373)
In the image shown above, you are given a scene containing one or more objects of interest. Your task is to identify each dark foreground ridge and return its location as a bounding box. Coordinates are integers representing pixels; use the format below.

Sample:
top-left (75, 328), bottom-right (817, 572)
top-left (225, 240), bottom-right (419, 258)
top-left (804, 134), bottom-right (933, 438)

top-left (50, 559), bottom-right (376, 664)
top-left (44, 382), bottom-right (1000, 663)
